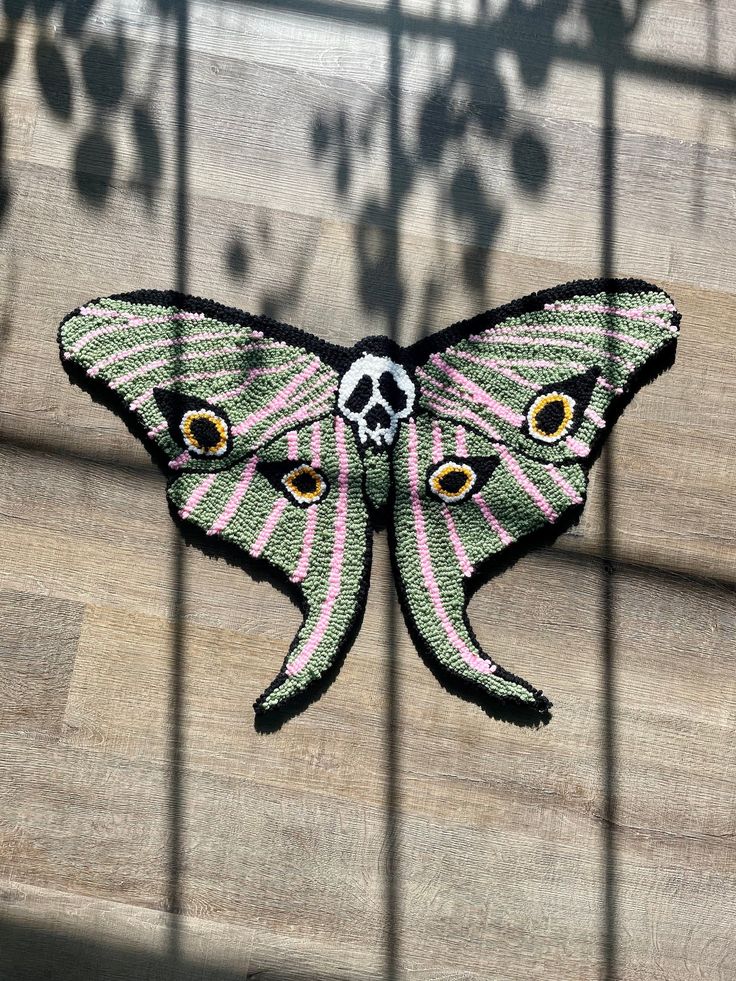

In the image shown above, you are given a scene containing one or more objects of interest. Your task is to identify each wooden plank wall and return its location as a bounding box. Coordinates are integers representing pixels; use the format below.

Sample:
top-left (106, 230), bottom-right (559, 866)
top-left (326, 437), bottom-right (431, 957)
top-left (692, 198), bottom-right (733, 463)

top-left (0, 1), bottom-right (734, 978)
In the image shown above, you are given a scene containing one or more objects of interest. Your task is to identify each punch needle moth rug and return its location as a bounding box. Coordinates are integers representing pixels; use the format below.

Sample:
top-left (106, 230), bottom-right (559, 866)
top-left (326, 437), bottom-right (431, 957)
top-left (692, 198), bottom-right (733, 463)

top-left (59, 279), bottom-right (679, 719)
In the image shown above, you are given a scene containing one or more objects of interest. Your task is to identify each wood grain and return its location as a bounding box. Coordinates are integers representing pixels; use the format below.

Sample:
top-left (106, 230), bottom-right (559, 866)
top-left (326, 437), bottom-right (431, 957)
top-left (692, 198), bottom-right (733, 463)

top-left (0, 0), bottom-right (734, 979)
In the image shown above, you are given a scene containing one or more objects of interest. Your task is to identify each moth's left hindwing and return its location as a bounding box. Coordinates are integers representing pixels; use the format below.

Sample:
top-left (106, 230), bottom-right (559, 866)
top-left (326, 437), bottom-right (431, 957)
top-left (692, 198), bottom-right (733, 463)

top-left (391, 280), bottom-right (680, 713)
top-left (59, 293), bottom-right (370, 713)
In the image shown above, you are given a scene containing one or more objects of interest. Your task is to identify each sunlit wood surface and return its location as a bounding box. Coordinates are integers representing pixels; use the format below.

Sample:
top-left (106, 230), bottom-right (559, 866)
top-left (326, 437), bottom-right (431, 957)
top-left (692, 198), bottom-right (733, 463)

top-left (0, 1), bottom-right (734, 979)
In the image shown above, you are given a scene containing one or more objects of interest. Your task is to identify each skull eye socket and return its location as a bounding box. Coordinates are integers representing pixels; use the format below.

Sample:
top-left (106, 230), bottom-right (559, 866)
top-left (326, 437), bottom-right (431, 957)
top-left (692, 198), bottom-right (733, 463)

top-left (527, 392), bottom-right (575, 443)
top-left (378, 371), bottom-right (407, 412)
top-left (428, 462), bottom-right (477, 502)
top-left (180, 409), bottom-right (229, 456)
top-left (281, 465), bottom-right (327, 505)
top-left (344, 374), bottom-right (373, 414)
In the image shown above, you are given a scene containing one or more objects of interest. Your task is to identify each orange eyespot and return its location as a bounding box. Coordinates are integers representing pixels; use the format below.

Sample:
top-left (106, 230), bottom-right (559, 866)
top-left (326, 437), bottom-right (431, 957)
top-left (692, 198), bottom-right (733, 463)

top-left (527, 392), bottom-right (575, 443)
top-left (282, 465), bottom-right (327, 505)
top-left (180, 409), bottom-right (229, 456)
top-left (428, 462), bottom-right (476, 503)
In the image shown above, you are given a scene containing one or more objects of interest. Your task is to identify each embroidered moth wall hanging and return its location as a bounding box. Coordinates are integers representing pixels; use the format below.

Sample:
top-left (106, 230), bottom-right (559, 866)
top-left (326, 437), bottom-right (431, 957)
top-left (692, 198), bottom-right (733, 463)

top-left (59, 279), bottom-right (679, 718)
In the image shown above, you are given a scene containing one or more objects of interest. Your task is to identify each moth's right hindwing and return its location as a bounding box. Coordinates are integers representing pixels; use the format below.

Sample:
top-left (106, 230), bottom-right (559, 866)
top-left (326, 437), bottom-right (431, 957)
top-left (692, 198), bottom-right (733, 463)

top-left (391, 414), bottom-right (559, 713)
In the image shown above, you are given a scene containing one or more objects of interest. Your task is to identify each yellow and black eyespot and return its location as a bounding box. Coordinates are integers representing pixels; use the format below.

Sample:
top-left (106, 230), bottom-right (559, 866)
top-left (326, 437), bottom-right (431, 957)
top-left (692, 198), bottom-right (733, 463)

top-left (428, 462), bottom-right (477, 503)
top-left (281, 465), bottom-right (327, 505)
top-left (180, 408), bottom-right (229, 457)
top-left (527, 392), bottom-right (575, 443)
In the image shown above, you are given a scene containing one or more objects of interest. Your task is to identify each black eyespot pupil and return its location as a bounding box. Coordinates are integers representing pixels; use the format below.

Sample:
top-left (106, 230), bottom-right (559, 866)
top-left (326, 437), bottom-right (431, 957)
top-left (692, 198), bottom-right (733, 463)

top-left (293, 471), bottom-right (318, 495)
top-left (190, 416), bottom-right (222, 448)
top-left (535, 399), bottom-right (566, 435)
top-left (439, 470), bottom-right (468, 494)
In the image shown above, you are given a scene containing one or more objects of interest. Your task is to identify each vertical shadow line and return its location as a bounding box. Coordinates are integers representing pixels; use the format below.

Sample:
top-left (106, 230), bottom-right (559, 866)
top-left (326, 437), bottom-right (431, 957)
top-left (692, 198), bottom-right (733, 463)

top-left (384, 1), bottom-right (402, 979)
top-left (600, 64), bottom-right (618, 981)
top-left (169, 0), bottom-right (191, 968)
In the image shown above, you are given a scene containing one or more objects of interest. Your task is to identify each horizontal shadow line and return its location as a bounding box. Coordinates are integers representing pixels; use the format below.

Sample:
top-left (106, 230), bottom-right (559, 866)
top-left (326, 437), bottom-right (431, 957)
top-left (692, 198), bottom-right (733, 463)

top-left (221, 0), bottom-right (736, 96)
top-left (2, 433), bottom-right (733, 593)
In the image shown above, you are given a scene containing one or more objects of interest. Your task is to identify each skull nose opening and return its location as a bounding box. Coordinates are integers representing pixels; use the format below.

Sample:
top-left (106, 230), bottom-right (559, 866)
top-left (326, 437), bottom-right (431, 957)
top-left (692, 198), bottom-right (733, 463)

top-left (365, 403), bottom-right (391, 433)
top-left (378, 371), bottom-right (408, 412)
top-left (344, 373), bottom-right (373, 414)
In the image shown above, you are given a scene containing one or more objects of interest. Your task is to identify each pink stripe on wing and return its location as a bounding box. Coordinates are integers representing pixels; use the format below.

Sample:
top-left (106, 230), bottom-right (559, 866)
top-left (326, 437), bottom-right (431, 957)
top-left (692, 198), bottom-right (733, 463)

top-left (406, 418), bottom-right (494, 675)
top-left (430, 355), bottom-right (525, 427)
top-left (287, 431), bottom-right (299, 460)
top-left (479, 357), bottom-right (588, 371)
top-left (208, 456), bottom-right (258, 535)
top-left (442, 506), bottom-right (473, 577)
top-left (310, 419), bottom-right (322, 466)
top-left (584, 406), bottom-right (606, 428)
top-left (169, 450), bottom-right (192, 470)
top-left (125, 313), bottom-right (206, 328)
top-left (178, 473), bottom-right (216, 519)
top-left (147, 421), bottom-right (168, 439)
top-left (287, 416), bottom-right (350, 676)
top-left (455, 426), bottom-right (468, 456)
top-left (545, 464), bottom-right (584, 505)
top-left (564, 436), bottom-right (590, 457)
top-left (233, 361), bottom-right (321, 436)
top-left (543, 301), bottom-right (677, 332)
top-left (250, 497), bottom-right (288, 558)
top-left (473, 494), bottom-right (513, 545)
top-left (497, 445), bottom-right (558, 522)
top-left (291, 508), bottom-right (318, 584)
top-left (489, 322), bottom-right (651, 350)
top-left (431, 421), bottom-right (443, 464)
top-left (470, 334), bottom-right (637, 370)
top-left (79, 307), bottom-right (128, 318)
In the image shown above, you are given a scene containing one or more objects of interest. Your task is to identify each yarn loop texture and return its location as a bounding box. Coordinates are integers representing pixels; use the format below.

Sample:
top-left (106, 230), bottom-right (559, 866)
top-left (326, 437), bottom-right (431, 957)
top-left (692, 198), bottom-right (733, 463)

top-left (59, 279), bottom-right (679, 717)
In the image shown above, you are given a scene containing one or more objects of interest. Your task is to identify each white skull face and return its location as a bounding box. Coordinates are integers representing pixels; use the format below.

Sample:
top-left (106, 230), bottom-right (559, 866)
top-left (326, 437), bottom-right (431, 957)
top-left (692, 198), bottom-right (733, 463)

top-left (338, 354), bottom-right (415, 447)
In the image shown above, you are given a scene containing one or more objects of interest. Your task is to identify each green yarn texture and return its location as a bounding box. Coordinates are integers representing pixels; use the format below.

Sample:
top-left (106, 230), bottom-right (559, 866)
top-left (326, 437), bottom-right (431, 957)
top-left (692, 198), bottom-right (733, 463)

top-left (59, 280), bottom-right (679, 718)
